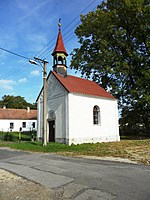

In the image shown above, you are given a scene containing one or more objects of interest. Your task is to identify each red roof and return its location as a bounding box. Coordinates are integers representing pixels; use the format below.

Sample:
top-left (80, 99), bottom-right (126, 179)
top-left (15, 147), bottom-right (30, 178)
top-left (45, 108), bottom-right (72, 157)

top-left (52, 71), bottom-right (115, 99)
top-left (52, 30), bottom-right (68, 56)
top-left (0, 108), bottom-right (37, 120)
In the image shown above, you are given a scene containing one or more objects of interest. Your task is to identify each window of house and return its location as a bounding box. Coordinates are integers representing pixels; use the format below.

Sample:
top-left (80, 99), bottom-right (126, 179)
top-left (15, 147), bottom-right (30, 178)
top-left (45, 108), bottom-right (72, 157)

top-left (10, 123), bottom-right (14, 129)
top-left (22, 122), bottom-right (26, 128)
top-left (32, 122), bottom-right (35, 128)
top-left (93, 105), bottom-right (100, 125)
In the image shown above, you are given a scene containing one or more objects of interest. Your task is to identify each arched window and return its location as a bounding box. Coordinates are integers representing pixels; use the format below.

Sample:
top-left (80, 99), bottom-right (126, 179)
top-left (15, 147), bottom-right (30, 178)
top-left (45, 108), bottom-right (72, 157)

top-left (58, 56), bottom-right (63, 64)
top-left (93, 105), bottom-right (100, 125)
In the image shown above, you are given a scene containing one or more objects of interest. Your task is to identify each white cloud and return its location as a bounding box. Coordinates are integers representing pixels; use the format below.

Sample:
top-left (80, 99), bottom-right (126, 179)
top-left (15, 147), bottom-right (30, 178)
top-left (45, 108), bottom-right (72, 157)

top-left (15, 0), bottom-right (51, 24)
top-left (30, 70), bottom-right (40, 76)
top-left (18, 78), bottom-right (27, 83)
top-left (0, 79), bottom-right (16, 90)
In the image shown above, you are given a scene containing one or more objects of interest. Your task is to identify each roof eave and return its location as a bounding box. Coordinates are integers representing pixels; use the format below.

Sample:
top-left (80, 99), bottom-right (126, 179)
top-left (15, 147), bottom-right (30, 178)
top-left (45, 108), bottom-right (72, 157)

top-left (69, 92), bottom-right (117, 100)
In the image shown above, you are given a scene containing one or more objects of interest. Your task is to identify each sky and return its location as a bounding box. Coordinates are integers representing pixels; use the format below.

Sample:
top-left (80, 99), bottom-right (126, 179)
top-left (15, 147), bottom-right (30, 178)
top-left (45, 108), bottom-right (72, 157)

top-left (0, 0), bottom-right (102, 104)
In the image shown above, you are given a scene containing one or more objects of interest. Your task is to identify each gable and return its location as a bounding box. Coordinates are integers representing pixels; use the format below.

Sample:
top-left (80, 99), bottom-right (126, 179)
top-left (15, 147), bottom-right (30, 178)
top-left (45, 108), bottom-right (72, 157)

top-left (47, 72), bottom-right (67, 99)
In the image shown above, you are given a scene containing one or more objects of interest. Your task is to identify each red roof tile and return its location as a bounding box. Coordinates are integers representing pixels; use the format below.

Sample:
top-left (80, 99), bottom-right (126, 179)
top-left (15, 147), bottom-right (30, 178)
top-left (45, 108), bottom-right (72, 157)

top-left (52, 30), bottom-right (68, 56)
top-left (0, 108), bottom-right (37, 120)
top-left (52, 71), bottom-right (115, 99)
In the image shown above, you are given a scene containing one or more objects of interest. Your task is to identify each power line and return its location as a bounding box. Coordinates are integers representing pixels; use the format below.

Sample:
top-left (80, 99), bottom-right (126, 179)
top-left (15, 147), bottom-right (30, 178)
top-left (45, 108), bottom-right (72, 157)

top-left (0, 47), bottom-right (31, 60)
top-left (41, 31), bottom-right (77, 60)
top-left (9, 65), bottom-right (33, 79)
top-left (35, 0), bottom-right (98, 58)
top-left (0, 62), bottom-right (28, 79)
top-left (39, 4), bottom-right (98, 60)
top-left (0, 63), bottom-right (38, 80)
top-left (39, 20), bottom-right (81, 59)
top-left (0, 0), bottom-right (100, 80)
top-left (41, 3), bottom-right (98, 60)
top-left (0, 47), bottom-right (33, 80)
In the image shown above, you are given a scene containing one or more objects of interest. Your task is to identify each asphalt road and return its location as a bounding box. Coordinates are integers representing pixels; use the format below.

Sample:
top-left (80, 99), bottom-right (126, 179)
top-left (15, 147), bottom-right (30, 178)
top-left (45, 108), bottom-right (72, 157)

top-left (0, 147), bottom-right (150, 200)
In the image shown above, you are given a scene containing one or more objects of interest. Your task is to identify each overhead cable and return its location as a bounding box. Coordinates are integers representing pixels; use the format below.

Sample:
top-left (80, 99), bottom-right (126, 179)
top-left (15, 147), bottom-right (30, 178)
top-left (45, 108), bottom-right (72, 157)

top-left (35, 0), bottom-right (98, 58)
top-left (0, 47), bottom-right (30, 60)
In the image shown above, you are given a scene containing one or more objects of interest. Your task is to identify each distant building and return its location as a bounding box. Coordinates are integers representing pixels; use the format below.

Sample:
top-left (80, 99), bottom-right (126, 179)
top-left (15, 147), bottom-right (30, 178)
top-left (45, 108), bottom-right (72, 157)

top-left (36, 23), bottom-right (120, 145)
top-left (0, 107), bottom-right (37, 132)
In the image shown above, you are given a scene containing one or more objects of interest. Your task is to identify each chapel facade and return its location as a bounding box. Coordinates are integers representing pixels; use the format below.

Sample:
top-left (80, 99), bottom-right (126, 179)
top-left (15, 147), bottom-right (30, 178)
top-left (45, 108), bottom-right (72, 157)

top-left (36, 23), bottom-right (120, 145)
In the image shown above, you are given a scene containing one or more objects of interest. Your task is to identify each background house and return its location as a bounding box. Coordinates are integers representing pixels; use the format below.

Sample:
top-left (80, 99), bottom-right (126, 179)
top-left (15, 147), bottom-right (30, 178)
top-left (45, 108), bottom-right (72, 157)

top-left (36, 26), bottom-right (120, 145)
top-left (0, 107), bottom-right (37, 132)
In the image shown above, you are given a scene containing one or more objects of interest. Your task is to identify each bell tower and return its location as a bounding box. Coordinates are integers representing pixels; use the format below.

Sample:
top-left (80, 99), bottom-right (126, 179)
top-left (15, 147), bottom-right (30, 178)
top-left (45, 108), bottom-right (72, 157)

top-left (52, 19), bottom-right (68, 77)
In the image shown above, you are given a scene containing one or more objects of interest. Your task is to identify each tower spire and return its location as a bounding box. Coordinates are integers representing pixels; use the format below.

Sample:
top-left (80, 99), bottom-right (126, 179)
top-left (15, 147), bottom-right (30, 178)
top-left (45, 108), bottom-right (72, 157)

top-left (52, 19), bottom-right (68, 77)
top-left (52, 19), bottom-right (68, 56)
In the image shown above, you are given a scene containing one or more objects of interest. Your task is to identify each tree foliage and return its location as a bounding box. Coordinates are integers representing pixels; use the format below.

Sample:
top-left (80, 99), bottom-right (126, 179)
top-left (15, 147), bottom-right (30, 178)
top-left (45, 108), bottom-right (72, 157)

top-left (0, 95), bottom-right (37, 109)
top-left (70, 0), bottom-right (150, 134)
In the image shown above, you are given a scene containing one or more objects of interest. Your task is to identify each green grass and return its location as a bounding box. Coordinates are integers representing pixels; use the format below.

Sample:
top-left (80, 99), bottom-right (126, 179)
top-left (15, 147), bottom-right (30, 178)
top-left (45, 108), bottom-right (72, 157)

top-left (0, 131), bottom-right (36, 142)
top-left (0, 139), bottom-right (149, 165)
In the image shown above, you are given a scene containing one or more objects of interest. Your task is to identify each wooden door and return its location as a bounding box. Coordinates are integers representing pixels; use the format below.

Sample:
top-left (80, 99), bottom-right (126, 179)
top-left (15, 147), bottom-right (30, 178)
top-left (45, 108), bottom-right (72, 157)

top-left (49, 120), bottom-right (55, 142)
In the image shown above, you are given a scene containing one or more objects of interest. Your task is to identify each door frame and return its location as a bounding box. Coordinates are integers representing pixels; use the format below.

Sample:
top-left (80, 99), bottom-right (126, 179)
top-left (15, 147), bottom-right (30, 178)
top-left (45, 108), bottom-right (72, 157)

top-left (48, 120), bottom-right (55, 142)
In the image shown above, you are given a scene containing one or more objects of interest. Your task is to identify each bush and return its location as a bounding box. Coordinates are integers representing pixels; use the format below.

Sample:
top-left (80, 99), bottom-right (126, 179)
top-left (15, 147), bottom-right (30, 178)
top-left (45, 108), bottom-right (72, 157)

top-left (21, 131), bottom-right (37, 141)
top-left (0, 131), bottom-right (37, 142)
top-left (4, 133), bottom-right (14, 141)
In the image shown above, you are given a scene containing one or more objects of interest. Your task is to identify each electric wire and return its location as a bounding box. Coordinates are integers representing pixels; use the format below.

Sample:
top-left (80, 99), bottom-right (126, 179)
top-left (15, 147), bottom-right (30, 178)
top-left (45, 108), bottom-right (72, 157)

top-left (9, 65), bottom-right (33, 79)
top-left (1, 0), bottom-right (100, 80)
top-left (38, 3), bottom-right (99, 60)
top-left (41, 3), bottom-right (97, 60)
top-left (0, 47), bottom-right (31, 60)
top-left (39, 20), bottom-right (81, 59)
top-left (0, 62), bottom-right (28, 79)
top-left (0, 47), bottom-right (33, 79)
top-left (35, 0), bottom-right (98, 58)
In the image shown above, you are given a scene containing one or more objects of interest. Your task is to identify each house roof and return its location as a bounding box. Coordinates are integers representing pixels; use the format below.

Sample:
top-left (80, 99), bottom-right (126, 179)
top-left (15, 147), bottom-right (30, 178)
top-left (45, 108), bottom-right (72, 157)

top-left (0, 108), bottom-right (37, 120)
top-left (52, 30), bottom-right (68, 56)
top-left (52, 71), bottom-right (116, 99)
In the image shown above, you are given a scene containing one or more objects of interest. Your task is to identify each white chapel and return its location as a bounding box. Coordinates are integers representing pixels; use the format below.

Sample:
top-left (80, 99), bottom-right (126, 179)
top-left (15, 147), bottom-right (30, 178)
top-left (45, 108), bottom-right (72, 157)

top-left (36, 24), bottom-right (120, 145)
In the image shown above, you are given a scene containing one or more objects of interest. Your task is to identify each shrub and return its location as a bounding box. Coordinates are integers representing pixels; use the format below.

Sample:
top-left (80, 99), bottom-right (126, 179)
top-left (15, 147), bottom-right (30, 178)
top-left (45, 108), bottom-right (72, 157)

top-left (4, 133), bottom-right (14, 141)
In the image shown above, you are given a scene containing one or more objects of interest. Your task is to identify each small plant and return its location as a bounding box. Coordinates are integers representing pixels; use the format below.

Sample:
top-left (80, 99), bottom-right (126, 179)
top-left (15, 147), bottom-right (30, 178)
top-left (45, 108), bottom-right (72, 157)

top-left (4, 133), bottom-right (14, 141)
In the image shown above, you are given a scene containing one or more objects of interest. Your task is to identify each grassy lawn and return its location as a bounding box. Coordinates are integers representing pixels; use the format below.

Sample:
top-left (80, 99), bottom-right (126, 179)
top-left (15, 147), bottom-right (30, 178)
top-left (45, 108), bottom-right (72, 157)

top-left (0, 139), bottom-right (149, 165)
top-left (0, 131), bottom-right (36, 142)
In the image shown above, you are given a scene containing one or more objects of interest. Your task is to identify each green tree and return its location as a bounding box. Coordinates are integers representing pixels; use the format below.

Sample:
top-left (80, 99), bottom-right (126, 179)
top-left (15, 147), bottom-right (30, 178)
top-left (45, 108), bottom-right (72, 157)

top-left (70, 0), bottom-right (150, 135)
top-left (0, 95), bottom-right (37, 109)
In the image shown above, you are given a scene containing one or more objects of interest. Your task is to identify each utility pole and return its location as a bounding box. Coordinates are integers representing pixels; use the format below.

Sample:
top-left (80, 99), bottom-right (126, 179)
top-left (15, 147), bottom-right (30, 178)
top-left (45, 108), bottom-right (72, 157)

top-left (42, 59), bottom-right (48, 146)
top-left (29, 57), bottom-right (48, 146)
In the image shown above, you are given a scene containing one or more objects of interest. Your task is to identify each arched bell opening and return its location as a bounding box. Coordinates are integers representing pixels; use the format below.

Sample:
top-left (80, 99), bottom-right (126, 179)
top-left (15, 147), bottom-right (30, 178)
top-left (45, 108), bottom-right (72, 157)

top-left (58, 56), bottom-right (63, 65)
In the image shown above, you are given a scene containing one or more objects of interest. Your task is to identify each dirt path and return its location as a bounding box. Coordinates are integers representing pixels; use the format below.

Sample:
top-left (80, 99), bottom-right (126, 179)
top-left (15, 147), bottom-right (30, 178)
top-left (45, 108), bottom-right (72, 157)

top-left (0, 169), bottom-right (58, 200)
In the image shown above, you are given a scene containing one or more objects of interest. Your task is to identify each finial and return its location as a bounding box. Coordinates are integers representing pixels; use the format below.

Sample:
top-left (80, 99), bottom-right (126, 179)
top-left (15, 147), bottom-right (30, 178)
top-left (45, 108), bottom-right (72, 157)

top-left (58, 18), bottom-right (62, 31)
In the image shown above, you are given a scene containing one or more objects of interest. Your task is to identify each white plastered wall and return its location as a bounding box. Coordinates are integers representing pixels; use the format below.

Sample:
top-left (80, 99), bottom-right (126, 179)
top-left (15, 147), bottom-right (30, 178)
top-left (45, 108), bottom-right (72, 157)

top-left (37, 73), bottom-right (68, 143)
top-left (0, 119), bottom-right (37, 132)
top-left (68, 93), bottom-right (120, 145)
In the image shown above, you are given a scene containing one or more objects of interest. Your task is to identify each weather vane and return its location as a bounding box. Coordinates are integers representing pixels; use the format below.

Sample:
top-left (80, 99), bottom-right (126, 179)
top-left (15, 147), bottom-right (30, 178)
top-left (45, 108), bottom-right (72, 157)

top-left (58, 18), bottom-right (62, 30)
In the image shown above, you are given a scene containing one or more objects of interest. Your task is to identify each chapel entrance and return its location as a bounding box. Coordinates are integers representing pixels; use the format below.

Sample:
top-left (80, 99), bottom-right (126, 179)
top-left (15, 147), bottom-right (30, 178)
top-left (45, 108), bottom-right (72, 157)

top-left (49, 120), bottom-right (55, 142)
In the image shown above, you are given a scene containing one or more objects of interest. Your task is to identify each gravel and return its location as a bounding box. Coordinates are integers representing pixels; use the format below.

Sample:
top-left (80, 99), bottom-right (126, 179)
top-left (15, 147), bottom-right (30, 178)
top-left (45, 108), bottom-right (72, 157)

top-left (0, 169), bottom-right (57, 200)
